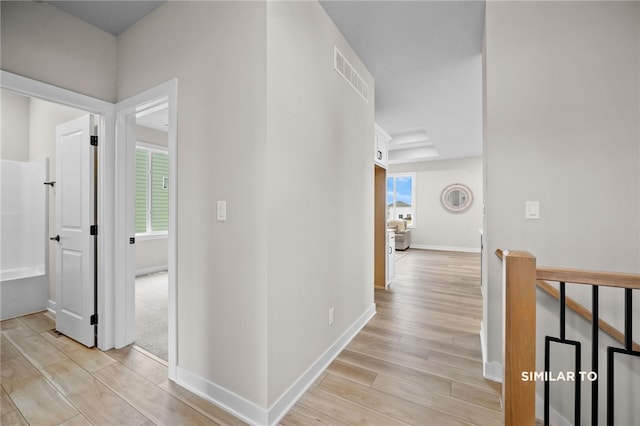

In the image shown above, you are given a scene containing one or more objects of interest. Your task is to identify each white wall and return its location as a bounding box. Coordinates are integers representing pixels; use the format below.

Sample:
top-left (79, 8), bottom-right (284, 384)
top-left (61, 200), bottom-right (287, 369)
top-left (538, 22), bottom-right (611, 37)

top-left (3, 0), bottom-right (375, 419)
top-left (485, 1), bottom-right (640, 423)
top-left (117, 1), bottom-right (270, 409)
top-left (390, 157), bottom-right (482, 252)
top-left (266, 0), bottom-right (375, 407)
top-left (1, 90), bottom-right (30, 161)
top-left (135, 125), bottom-right (168, 275)
top-left (0, 1), bottom-right (117, 102)
top-left (119, 1), bottom-right (374, 416)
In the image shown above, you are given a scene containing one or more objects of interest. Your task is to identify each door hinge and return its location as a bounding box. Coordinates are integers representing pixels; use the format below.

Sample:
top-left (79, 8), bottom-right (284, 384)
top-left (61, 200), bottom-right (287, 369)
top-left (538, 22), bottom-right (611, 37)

top-left (90, 135), bottom-right (98, 146)
top-left (90, 225), bottom-right (98, 236)
top-left (90, 314), bottom-right (98, 325)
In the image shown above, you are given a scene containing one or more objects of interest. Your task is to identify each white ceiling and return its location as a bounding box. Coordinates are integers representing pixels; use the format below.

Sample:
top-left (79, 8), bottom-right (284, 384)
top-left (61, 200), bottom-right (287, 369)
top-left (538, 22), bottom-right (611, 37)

top-left (320, 1), bottom-right (485, 163)
top-left (49, 1), bottom-right (485, 163)
top-left (137, 106), bottom-right (169, 133)
top-left (49, 1), bottom-right (164, 36)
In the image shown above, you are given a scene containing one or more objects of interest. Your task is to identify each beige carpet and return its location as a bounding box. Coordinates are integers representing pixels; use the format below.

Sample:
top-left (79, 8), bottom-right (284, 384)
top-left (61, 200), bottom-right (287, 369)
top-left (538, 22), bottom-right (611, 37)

top-left (135, 271), bottom-right (168, 361)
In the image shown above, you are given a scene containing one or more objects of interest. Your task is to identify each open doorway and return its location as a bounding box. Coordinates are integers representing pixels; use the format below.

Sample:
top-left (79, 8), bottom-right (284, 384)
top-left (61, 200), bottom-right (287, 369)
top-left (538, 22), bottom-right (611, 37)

top-left (132, 104), bottom-right (170, 362)
top-left (0, 78), bottom-right (111, 349)
top-left (114, 80), bottom-right (178, 379)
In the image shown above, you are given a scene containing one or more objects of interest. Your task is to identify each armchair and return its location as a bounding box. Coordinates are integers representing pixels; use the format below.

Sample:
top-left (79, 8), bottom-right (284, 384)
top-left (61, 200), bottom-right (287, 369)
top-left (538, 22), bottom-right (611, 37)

top-left (387, 219), bottom-right (411, 251)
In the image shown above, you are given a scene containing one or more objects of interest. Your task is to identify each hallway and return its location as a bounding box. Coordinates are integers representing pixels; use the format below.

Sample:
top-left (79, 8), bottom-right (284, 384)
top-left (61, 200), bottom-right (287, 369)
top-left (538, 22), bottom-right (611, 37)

top-left (1, 249), bottom-right (500, 425)
top-left (281, 249), bottom-right (501, 425)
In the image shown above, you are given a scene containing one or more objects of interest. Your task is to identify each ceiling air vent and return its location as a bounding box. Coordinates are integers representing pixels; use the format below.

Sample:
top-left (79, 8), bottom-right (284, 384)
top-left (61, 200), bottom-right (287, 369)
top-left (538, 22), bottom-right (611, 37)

top-left (334, 46), bottom-right (369, 102)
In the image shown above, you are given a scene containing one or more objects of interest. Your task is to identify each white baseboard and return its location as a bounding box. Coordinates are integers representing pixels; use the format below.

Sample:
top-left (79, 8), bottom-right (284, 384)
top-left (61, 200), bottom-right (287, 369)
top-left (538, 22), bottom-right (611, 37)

top-left (176, 303), bottom-right (377, 426)
top-left (47, 299), bottom-right (57, 315)
top-left (176, 367), bottom-right (267, 425)
top-left (480, 322), bottom-right (486, 362)
top-left (536, 394), bottom-right (572, 426)
top-left (410, 244), bottom-right (480, 254)
top-left (268, 303), bottom-right (377, 425)
top-left (483, 360), bottom-right (503, 383)
top-left (479, 322), bottom-right (503, 383)
top-left (135, 266), bottom-right (168, 277)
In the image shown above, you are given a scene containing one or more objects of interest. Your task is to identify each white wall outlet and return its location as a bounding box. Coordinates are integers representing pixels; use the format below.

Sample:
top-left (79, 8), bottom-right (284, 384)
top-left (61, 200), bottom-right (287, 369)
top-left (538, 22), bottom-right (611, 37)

top-left (525, 201), bottom-right (540, 220)
top-left (217, 201), bottom-right (227, 221)
top-left (329, 308), bottom-right (335, 326)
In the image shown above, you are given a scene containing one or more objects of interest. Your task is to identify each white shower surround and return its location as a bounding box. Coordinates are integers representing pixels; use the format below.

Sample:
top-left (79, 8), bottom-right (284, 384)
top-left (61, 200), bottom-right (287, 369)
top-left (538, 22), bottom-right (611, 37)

top-left (0, 158), bottom-right (49, 319)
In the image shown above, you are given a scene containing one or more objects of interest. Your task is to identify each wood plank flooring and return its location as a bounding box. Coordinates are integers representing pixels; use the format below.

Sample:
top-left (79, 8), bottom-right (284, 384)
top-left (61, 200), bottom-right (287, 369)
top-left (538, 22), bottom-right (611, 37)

top-left (1, 249), bottom-right (500, 425)
top-left (281, 249), bottom-right (502, 426)
top-left (0, 311), bottom-right (245, 426)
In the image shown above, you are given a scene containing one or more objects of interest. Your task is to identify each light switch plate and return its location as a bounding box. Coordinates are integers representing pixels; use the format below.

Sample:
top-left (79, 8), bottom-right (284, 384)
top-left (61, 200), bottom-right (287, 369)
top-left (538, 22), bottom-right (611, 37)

top-left (217, 201), bottom-right (227, 221)
top-left (525, 201), bottom-right (540, 219)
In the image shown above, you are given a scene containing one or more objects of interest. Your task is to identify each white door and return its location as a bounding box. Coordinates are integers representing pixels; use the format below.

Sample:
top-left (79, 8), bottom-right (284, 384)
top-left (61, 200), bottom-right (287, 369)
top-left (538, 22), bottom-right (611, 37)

top-left (55, 114), bottom-right (97, 347)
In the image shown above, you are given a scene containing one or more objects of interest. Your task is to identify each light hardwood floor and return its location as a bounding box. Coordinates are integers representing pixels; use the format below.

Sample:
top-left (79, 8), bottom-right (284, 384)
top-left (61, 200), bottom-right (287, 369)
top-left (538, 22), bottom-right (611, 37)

top-left (1, 249), bottom-right (500, 425)
top-left (1, 312), bottom-right (246, 426)
top-left (280, 249), bottom-right (502, 426)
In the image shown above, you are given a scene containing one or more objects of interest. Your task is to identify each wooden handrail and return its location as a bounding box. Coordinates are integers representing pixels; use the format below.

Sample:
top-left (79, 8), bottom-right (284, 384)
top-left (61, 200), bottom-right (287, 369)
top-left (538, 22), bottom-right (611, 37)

top-left (496, 248), bottom-right (640, 289)
top-left (537, 267), bottom-right (640, 290)
top-left (495, 249), bottom-right (640, 351)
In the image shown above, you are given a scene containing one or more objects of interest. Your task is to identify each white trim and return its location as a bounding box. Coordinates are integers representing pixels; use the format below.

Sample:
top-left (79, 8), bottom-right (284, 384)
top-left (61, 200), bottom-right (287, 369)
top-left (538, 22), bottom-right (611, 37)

top-left (136, 141), bottom-right (167, 153)
top-left (135, 233), bottom-right (168, 241)
top-left (175, 303), bottom-right (376, 426)
top-left (176, 367), bottom-right (268, 426)
top-left (115, 79), bottom-right (178, 380)
top-left (268, 303), bottom-right (377, 425)
top-left (536, 395), bottom-right (572, 426)
top-left (48, 300), bottom-right (57, 315)
top-left (135, 266), bottom-right (168, 277)
top-left (410, 244), bottom-right (481, 254)
top-left (480, 321), bottom-right (487, 372)
top-left (483, 360), bottom-right (503, 383)
top-left (1, 71), bottom-right (116, 351)
top-left (480, 322), bottom-right (503, 383)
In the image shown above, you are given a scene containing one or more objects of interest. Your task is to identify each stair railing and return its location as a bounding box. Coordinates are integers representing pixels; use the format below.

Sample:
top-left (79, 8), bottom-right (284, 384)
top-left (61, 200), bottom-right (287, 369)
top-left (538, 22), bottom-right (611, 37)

top-left (497, 249), bottom-right (640, 426)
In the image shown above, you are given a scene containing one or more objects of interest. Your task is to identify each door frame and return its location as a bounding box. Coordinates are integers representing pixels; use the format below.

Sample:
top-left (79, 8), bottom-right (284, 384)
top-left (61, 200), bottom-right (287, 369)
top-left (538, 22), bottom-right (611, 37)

top-left (1, 70), bottom-right (115, 350)
top-left (115, 80), bottom-right (178, 380)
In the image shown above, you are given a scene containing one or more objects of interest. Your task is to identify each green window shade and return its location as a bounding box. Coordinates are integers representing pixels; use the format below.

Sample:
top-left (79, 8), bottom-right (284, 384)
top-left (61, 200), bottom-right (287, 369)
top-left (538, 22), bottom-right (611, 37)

top-left (135, 149), bottom-right (148, 234)
top-left (150, 152), bottom-right (169, 232)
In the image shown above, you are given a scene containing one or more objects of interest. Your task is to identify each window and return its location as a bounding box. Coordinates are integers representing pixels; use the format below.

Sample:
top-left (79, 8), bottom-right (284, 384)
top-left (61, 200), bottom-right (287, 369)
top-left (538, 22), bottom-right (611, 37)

top-left (135, 144), bottom-right (168, 235)
top-left (387, 173), bottom-right (416, 227)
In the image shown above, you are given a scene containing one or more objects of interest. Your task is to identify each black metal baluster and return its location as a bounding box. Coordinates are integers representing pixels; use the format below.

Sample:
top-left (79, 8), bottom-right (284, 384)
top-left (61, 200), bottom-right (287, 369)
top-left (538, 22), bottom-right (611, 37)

top-left (592, 285), bottom-right (599, 426)
top-left (545, 282), bottom-right (584, 426)
top-left (544, 336), bottom-right (551, 426)
top-left (575, 342), bottom-right (581, 425)
top-left (607, 289), bottom-right (639, 425)
top-left (625, 288), bottom-right (632, 351)
top-left (560, 282), bottom-right (566, 340)
top-left (607, 346), bottom-right (614, 426)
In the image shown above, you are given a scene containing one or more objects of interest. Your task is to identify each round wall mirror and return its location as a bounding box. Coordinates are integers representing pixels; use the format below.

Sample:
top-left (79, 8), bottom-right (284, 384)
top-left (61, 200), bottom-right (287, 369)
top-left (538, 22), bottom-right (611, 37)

top-left (441, 183), bottom-right (473, 213)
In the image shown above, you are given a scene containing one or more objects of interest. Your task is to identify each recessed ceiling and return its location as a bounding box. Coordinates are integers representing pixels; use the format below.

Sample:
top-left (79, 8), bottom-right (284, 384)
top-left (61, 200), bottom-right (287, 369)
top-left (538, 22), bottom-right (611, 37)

top-left (49, 1), bottom-right (164, 36)
top-left (321, 1), bottom-right (485, 163)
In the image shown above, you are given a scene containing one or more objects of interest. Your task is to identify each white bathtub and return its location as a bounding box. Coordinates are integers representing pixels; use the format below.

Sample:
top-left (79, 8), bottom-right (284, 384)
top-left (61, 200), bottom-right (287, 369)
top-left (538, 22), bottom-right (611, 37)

top-left (0, 159), bottom-right (49, 320)
top-left (0, 267), bottom-right (48, 320)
